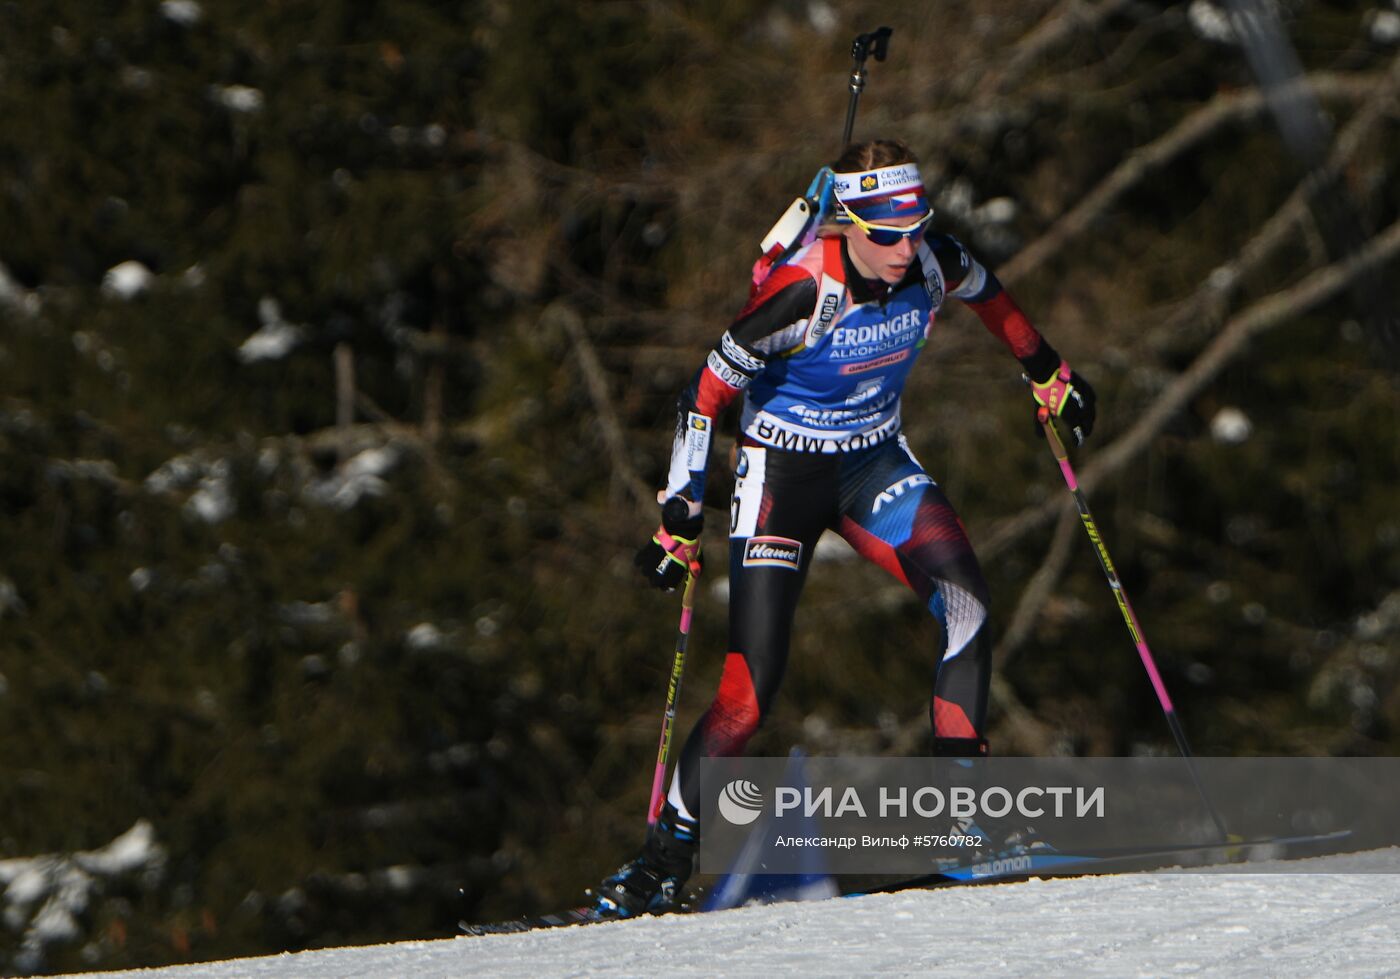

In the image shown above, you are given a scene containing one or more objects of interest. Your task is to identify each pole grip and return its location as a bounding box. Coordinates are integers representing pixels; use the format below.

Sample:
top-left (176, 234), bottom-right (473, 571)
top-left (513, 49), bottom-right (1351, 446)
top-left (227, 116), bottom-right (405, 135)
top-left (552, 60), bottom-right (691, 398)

top-left (661, 495), bottom-right (692, 528)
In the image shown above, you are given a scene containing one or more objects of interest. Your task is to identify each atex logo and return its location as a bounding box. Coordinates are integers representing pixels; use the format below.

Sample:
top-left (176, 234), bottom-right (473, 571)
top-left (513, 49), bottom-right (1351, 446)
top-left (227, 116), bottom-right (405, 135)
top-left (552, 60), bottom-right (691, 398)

top-left (872, 473), bottom-right (934, 514)
top-left (718, 779), bottom-right (765, 825)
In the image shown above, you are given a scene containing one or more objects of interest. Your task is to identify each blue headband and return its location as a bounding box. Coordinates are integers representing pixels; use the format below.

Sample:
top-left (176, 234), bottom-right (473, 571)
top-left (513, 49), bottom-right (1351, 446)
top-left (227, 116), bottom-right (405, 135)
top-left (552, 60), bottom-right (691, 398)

top-left (841, 190), bottom-right (931, 224)
top-left (833, 163), bottom-right (930, 224)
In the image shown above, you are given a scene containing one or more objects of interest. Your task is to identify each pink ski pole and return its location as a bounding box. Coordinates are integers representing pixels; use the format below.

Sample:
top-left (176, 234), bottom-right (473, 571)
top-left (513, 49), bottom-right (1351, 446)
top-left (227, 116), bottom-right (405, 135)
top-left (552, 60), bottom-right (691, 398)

top-left (646, 534), bottom-right (701, 826)
top-left (1037, 407), bottom-right (1228, 841)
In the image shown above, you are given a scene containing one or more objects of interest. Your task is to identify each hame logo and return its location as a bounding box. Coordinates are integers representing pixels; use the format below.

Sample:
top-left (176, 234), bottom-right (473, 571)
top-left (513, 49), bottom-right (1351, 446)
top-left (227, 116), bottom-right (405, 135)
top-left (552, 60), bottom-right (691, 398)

top-left (743, 536), bottom-right (802, 571)
top-left (717, 779), bottom-right (765, 825)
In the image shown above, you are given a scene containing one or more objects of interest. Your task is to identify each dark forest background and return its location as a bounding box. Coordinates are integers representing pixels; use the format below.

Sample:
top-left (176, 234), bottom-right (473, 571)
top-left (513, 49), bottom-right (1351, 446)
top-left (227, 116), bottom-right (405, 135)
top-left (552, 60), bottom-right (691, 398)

top-left (2, 0), bottom-right (1399, 973)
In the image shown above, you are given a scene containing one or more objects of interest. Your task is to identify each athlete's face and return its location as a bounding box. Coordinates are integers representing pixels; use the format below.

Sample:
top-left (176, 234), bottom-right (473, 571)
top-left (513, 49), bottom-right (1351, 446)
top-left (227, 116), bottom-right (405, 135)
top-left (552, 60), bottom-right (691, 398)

top-left (843, 212), bottom-right (925, 285)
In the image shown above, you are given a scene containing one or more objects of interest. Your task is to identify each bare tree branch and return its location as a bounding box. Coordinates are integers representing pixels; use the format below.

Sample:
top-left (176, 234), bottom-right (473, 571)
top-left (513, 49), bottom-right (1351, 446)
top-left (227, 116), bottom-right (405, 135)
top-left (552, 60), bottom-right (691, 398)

top-left (989, 673), bottom-right (1061, 753)
top-left (1000, 71), bottom-right (1386, 286)
top-left (1148, 49), bottom-right (1400, 354)
top-left (545, 301), bottom-right (654, 509)
top-left (973, 0), bottom-right (1142, 101)
top-left (983, 213), bottom-right (1400, 559)
top-left (986, 52), bottom-right (1400, 679)
top-left (459, 128), bottom-right (677, 204)
top-left (992, 504), bottom-right (1080, 671)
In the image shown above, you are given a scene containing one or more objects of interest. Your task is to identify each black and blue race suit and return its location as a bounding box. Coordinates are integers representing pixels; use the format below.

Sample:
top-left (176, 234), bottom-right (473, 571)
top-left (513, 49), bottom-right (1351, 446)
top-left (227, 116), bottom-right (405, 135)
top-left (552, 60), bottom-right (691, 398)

top-left (661, 232), bottom-right (1065, 822)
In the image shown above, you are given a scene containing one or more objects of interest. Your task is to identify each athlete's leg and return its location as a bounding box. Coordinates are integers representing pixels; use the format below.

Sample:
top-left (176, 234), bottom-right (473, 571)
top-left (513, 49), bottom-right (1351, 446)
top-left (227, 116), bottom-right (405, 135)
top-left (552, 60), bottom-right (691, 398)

top-left (669, 446), bottom-right (835, 819)
top-left (835, 436), bottom-right (993, 753)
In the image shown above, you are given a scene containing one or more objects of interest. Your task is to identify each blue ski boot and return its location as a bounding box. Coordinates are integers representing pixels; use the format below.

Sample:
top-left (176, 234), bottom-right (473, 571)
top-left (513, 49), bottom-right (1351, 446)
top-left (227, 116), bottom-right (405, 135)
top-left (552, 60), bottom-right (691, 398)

top-left (593, 803), bottom-right (698, 917)
top-left (934, 736), bottom-right (1055, 859)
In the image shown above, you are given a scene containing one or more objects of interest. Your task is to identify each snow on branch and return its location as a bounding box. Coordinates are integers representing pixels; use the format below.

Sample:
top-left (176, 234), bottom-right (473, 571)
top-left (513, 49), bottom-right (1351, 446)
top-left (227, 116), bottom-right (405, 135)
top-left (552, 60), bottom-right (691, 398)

top-left (1, 821), bottom-right (166, 974)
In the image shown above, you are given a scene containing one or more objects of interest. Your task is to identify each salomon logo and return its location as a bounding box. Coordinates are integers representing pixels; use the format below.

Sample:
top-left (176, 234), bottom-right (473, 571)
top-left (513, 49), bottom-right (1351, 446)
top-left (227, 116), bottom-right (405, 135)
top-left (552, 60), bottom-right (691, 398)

top-left (970, 854), bottom-right (1035, 876)
top-left (718, 779), bottom-right (764, 825)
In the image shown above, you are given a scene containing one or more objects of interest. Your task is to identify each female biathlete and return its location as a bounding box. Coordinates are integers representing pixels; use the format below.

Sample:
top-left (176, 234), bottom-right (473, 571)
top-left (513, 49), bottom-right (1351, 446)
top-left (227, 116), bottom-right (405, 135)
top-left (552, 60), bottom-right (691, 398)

top-left (595, 139), bottom-right (1096, 917)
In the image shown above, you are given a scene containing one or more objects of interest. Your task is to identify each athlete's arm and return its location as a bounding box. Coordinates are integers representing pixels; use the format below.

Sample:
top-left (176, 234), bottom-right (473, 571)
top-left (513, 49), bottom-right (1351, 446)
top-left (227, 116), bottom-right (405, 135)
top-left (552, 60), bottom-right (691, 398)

top-left (935, 234), bottom-right (1096, 444)
top-left (662, 266), bottom-right (818, 507)
top-left (931, 234), bottom-right (1061, 380)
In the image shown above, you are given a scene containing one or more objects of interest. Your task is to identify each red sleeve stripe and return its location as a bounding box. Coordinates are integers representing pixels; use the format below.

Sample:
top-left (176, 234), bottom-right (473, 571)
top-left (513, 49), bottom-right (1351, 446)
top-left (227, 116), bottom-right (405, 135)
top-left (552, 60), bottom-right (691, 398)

top-left (965, 290), bottom-right (1043, 360)
top-left (694, 365), bottom-right (743, 418)
top-left (737, 261), bottom-right (814, 320)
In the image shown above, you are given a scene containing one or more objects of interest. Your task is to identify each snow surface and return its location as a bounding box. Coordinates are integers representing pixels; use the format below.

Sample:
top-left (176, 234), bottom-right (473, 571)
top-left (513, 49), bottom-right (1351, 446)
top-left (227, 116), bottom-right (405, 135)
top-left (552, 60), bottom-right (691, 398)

top-left (73, 848), bottom-right (1400, 978)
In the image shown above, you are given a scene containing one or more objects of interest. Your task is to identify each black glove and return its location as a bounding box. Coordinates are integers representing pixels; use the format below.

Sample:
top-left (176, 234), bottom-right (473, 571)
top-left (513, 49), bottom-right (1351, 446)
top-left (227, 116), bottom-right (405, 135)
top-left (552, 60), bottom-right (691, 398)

top-left (634, 497), bottom-right (703, 591)
top-left (1029, 361), bottom-right (1096, 446)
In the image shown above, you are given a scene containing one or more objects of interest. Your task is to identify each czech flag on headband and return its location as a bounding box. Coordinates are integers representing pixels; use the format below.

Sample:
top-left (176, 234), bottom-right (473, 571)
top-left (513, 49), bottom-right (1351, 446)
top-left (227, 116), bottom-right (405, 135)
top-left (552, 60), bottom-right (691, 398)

top-left (845, 188), bottom-right (930, 224)
top-left (833, 162), bottom-right (931, 224)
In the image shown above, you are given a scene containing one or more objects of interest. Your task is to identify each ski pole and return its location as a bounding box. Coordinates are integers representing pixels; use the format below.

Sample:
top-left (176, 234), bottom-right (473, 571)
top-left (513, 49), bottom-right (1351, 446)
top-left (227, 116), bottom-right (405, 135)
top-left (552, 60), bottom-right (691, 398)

top-left (842, 27), bottom-right (893, 149)
top-left (1035, 408), bottom-right (1230, 842)
top-left (646, 502), bottom-right (702, 826)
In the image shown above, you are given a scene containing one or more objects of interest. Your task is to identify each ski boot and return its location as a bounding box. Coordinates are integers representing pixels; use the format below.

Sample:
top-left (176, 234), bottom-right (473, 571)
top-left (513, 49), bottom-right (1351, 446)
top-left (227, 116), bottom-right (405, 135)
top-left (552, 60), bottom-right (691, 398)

top-left (934, 736), bottom-right (1055, 859)
top-left (592, 802), bottom-right (698, 918)
top-left (952, 815), bottom-right (1053, 855)
top-left (995, 824), bottom-right (1053, 855)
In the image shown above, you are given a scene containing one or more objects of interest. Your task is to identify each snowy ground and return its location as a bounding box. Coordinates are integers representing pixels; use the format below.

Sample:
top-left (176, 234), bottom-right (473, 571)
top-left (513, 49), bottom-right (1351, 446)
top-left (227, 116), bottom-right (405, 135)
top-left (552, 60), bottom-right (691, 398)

top-left (76, 849), bottom-right (1400, 978)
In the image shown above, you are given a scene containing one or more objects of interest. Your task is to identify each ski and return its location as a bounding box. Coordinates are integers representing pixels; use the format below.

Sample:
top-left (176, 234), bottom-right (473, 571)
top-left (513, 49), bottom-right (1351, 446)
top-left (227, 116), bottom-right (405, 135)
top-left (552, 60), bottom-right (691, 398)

top-left (458, 905), bottom-right (620, 936)
top-left (458, 890), bottom-right (710, 937)
top-left (856, 828), bottom-right (1354, 893)
top-left (458, 829), bottom-right (1351, 936)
